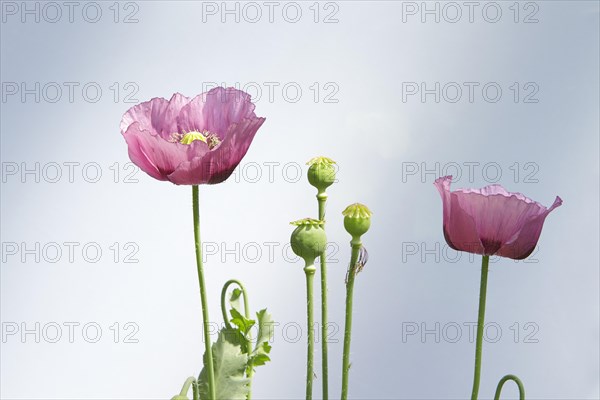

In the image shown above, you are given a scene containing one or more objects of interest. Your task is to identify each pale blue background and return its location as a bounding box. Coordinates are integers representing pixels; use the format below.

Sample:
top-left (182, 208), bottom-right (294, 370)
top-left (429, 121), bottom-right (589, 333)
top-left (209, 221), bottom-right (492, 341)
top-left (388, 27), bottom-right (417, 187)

top-left (1, 1), bottom-right (599, 399)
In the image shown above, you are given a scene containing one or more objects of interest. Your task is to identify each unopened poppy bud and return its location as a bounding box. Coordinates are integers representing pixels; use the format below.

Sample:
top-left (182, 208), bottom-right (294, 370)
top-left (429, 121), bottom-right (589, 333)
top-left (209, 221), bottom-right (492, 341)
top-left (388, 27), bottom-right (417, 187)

top-left (342, 203), bottom-right (372, 241)
top-left (307, 156), bottom-right (336, 193)
top-left (290, 218), bottom-right (327, 268)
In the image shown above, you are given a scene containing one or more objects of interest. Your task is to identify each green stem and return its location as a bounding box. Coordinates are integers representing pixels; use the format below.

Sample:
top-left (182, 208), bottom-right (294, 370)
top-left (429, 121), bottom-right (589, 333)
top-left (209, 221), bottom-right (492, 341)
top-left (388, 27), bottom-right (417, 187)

top-left (192, 379), bottom-right (199, 400)
top-left (471, 255), bottom-right (490, 400)
top-left (305, 262), bottom-right (316, 400)
top-left (341, 241), bottom-right (362, 400)
top-left (178, 377), bottom-right (197, 398)
top-left (192, 185), bottom-right (216, 400)
top-left (317, 191), bottom-right (329, 400)
top-left (220, 279), bottom-right (251, 329)
top-left (494, 374), bottom-right (525, 400)
top-left (220, 279), bottom-right (253, 400)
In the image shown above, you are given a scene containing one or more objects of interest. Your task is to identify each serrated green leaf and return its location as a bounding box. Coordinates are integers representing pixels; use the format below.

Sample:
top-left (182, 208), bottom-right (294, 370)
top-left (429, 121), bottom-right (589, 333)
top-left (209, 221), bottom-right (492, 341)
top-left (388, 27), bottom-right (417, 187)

top-left (246, 309), bottom-right (274, 373)
top-left (249, 352), bottom-right (271, 367)
top-left (197, 330), bottom-right (250, 400)
top-left (222, 325), bottom-right (251, 355)
top-left (220, 327), bottom-right (246, 349)
top-left (253, 309), bottom-right (274, 356)
top-left (229, 288), bottom-right (243, 314)
top-left (230, 308), bottom-right (255, 335)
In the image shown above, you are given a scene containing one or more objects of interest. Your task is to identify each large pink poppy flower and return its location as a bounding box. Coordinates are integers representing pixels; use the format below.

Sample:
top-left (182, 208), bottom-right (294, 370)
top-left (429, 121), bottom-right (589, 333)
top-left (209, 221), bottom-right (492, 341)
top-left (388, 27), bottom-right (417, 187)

top-left (434, 176), bottom-right (562, 260)
top-left (120, 87), bottom-right (265, 185)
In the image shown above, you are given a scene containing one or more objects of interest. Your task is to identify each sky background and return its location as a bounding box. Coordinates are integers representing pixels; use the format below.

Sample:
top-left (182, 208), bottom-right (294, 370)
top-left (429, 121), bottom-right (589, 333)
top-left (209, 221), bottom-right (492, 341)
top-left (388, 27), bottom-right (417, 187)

top-left (1, 1), bottom-right (599, 399)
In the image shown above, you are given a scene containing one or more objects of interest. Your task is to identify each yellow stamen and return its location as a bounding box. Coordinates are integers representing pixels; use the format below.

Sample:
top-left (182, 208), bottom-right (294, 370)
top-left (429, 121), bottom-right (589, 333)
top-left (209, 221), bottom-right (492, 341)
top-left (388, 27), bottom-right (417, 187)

top-left (180, 131), bottom-right (207, 145)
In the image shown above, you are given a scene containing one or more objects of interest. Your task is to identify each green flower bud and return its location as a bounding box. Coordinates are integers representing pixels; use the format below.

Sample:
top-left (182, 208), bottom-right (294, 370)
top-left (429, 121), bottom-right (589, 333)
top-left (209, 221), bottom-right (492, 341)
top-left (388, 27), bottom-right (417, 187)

top-left (290, 218), bottom-right (328, 267)
top-left (171, 395), bottom-right (189, 400)
top-left (307, 156), bottom-right (337, 192)
top-left (342, 203), bottom-right (372, 240)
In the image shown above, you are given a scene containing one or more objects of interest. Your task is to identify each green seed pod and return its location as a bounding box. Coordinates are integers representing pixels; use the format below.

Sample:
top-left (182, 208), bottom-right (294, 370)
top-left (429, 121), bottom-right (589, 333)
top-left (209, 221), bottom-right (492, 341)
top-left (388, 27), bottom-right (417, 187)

top-left (290, 218), bottom-right (328, 267)
top-left (307, 156), bottom-right (337, 192)
top-left (342, 203), bottom-right (372, 240)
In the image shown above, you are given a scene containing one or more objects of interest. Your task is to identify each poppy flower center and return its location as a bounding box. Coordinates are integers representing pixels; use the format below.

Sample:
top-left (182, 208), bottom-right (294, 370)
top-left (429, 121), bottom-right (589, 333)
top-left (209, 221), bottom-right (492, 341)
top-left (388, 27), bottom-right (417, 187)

top-left (180, 130), bottom-right (207, 144)
top-left (175, 130), bottom-right (221, 150)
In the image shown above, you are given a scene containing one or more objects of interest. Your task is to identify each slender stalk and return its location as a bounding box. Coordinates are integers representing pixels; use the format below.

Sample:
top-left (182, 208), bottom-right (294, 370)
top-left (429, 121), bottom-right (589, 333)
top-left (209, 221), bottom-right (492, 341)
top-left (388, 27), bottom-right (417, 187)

top-left (494, 374), bottom-right (525, 400)
top-left (317, 192), bottom-right (327, 222)
top-left (178, 377), bottom-right (197, 398)
top-left (220, 279), bottom-right (251, 329)
top-left (220, 279), bottom-right (254, 400)
top-left (192, 185), bottom-right (216, 400)
top-left (471, 255), bottom-right (490, 400)
top-left (317, 191), bottom-right (329, 400)
top-left (341, 241), bottom-right (362, 400)
top-left (304, 263), bottom-right (317, 400)
top-left (192, 379), bottom-right (199, 400)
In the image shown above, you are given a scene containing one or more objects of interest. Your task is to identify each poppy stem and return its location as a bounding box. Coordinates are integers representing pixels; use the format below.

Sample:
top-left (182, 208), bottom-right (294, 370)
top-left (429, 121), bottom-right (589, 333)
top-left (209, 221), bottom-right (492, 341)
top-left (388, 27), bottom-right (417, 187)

top-left (220, 279), bottom-right (254, 400)
top-left (471, 255), bottom-right (490, 400)
top-left (192, 185), bottom-right (216, 400)
top-left (220, 279), bottom-right (251, 329)
top-left (317, 191), bottom-right (329, 400)
top-left (494, 374), bottom-right (525, 400)
top-left (192, 378), bottom-right (199, 400)
top-left (341, 240), bottom-right (362, 400)
top-left (304, 262), bottom-right (317, 400)
top-left (177, 377), bottom-right (197, 399)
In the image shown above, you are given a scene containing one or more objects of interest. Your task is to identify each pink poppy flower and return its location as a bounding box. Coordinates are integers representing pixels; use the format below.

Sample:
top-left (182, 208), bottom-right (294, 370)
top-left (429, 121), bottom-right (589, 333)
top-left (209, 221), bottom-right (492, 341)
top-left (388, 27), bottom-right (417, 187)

top-left (434, 176), bottom-right (562, 260)
top-left (120, 87), bottom-right (265, 185)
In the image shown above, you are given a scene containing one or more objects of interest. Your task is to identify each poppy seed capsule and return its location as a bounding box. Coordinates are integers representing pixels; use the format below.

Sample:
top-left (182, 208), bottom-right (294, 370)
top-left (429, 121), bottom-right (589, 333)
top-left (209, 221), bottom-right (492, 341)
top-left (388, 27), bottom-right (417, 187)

top-left (342, 203), bottom-right (373, 239)
top-left (307, 156), bottom-right (336, 192)
top-left (290, 218), bottom-right (328, 267)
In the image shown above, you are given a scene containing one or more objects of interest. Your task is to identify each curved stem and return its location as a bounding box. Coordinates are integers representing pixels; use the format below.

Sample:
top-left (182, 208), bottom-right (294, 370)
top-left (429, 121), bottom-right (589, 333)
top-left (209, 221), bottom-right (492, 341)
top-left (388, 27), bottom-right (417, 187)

top-left (304, 263), bottom-right (316, 400)
top-left (220, 279), bottom-right (251, 328)
top-left (341, 241), bottom-right (362, 400)
top-left (220, 279), bottom-right (254, 400)
top-left (317, 191), bottom-right (329, 400)
top-left (192, 185), bottom-right (216, 400)
top-left (494, 374), bottom-right (525, 400)
top-left (178, 377), bottom-right (197, 398)
top-left (471, 255), bottom-right (490, 400)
